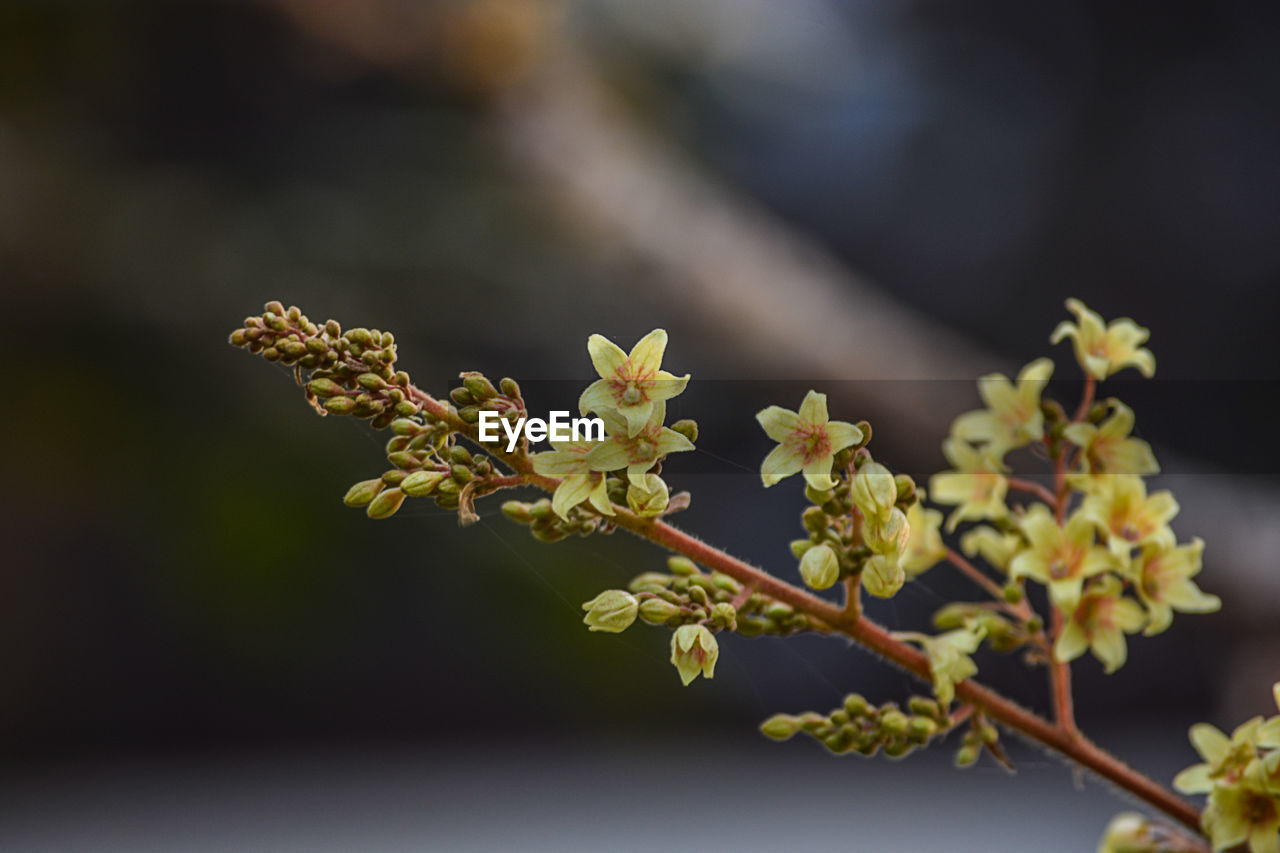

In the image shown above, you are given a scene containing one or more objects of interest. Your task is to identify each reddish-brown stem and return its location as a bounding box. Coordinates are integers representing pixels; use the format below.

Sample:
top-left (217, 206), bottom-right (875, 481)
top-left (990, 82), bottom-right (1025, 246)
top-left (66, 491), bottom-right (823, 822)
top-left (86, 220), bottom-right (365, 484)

top-left (1006, 476), bottom-right (1058, 506)
top-left (406, 383), bottom-right (1203, 835)
top-left (842, 575), bottom-right (862, 621)
top-left (1073, 374), bottom-right (1097, 423)
top-left (1050, 606), bottom-right (1078, 735)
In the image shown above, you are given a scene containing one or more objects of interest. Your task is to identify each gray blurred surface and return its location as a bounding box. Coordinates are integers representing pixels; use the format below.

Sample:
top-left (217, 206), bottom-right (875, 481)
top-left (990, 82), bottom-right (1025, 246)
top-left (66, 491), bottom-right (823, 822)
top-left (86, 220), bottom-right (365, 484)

top-left (0, 731), bottom-right (1193, 852)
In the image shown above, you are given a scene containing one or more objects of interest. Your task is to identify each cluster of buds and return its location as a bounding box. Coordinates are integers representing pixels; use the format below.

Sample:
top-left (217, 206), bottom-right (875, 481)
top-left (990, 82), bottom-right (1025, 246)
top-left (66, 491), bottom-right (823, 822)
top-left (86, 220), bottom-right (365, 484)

top-left (759, 693), bottom-right (951, 759)
top-left (230, 301), bottom-right (423, 429)
top-left (448, 372), bottom-right (526, 427)
top-left (788, 446), bottom-right (922, 600)
top-left (346, 435), bottom-right (500, 523)
top-left (953, 712), bottom-right (1004, 769)
top-left (501, 496), bottom-right (606, 541)
top-left (1173, 684), bottom-right (1280, 853)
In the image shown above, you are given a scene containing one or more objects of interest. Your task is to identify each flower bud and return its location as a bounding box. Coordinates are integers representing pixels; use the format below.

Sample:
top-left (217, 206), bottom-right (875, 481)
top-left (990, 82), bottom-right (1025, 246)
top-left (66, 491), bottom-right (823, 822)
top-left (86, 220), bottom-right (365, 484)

top-left (667, 556), bottom-right (698, 576)
top-left (670, 624), bottom-right (718, 686)
top-left (861, 554), bottom-right (905, 599)
top-left (499, 377), bottom-right (522, 398)
top-left (760, 714), bottom-right (801, 741)
top-left (401, 470), bottom-right (446, 497)
top-left (388, 452), bottom-right (420, 470)
top-left (802, 506), bottom-right (828, 533)
top-left (851, 462), bottom-right (897, 520)
top-left (790, 539), bottom-right (814, 559)
top-left (799, 544), bottom-right (840, 591)
top-left (710, 602), bottom-right (737, 631)
top-left (462, 373), bottom-right (498, 400)
top-left (1097, 813), bottom-right (1154, 853)
top-left (638, 598), bottom-right (682, 625)
top-left (343, 479), bottom-right (384, 508)
top-left (324, 396), bottom-right (356, 415)
top-left (670, 419), bottom-right (698, 444)
top-left (501, 500), bottom-right (533, 523)
top-left (955, 745), bottom-right (979, 768)
top-left (581, 590), bottom-right (639, 633)
top-left (627, 475), bottom-right (669, 517)
top-left (366, 488), bottom-right (406, 519)
top-left (843, 693), bottom-right (869, 717)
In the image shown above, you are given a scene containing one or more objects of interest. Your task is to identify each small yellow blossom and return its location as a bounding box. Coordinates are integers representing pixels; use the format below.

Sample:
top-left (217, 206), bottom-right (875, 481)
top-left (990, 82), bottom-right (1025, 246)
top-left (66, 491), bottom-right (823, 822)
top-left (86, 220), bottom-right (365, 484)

top-left (531, 439), bottom-right (615, 521)
top-left (929, 439), bottom-right (1009, 532)
top-left (1131, 536), bottom-right (1219, 635)
top-left (1053, 576), bottom-right (1145, 673)
top-left (1051, 298), bottom-right (1155, 380)
top-left (1009, 504), bottom-right (1116, 612)
top-left (585, 403), bottom-right (694, 488)
top-left (579, 329), bottom-right (690, 437)
top-left (1202, 781), bottom-right (1279, 853)
top-left (895, 622), bottom-right (986, 707)
top-left (756, 391), bottom-right (863, 490)
top-left (1175, 718), bottom-right (1269, 795)
top-left (902, 498), bottom-right (947, 577)
top-left (951, 358), bottom-right (1054, 456)
top-left (670, 624), bottom-right (718, 686)
top-left (1063, 398), bottom-right (1159, 476)
top-left (959, 525), bottom-right (1023, 574)
top-left (1078, 474), bottom-right (1179, 560)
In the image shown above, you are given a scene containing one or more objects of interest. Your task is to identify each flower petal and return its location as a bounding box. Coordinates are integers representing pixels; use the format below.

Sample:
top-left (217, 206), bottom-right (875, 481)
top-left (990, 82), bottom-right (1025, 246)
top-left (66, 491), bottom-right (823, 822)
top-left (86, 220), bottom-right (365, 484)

top-left (587, 334), bottom-right (628, 379)
top-left (760, 443), bottom-right (804, 487)
top-left (755, 406), bottom-right (801, 443)
top-left (1055, 620), bottom-right (1089, 663)
top-left (798, 390), bottom-right (829, 426)
top-left (802, 454), bottom-right (836, 491)
top-left (648, 370), bottom-right (690, 402)
top-left (628, 329), bottom-right (668, 374)
top-left (825, 420), bottom-right (864, 453)
top-left (1189, 723), bottom-right (1230, 764)
top-left (578, 378), bottom-right (617, 417)
top-left (552, 473), bottom-right (597, 520)
top-left (585, 439), bottom-right (630, 472)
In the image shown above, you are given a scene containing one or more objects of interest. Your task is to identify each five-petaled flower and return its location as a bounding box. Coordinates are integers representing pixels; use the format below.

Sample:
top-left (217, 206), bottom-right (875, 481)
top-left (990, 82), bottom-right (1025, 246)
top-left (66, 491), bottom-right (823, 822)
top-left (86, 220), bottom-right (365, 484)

top-left (1051, 298), bottom-right (1156, 380)
top-left (1130, 535), bottom-right (1219, 635)
top-left (951, 358), bottom-right (1054, 458)
top-left (1078, 474), bottom-right (1179, 560)
top-left (670, 624), bottom-right (719, 686)
top-left (532, 439), bottom-right (615, 521)
top-left (585, 403), bottom-right (694, 488)
top-left (1009, 504), bottom-right (1116, 612)
top-left (579, 329), bottom-right (690, 437)
top-left (895, 621), bottom-right (986, 707)
top-left (1064, 398), bottom-right (1160, 477)
top-left (1053, 576), bottom-right (1145, 673)
top-left (756, 390), bottom-right (863, 490)
top-left (929, 438), bottom-right (1009, 532)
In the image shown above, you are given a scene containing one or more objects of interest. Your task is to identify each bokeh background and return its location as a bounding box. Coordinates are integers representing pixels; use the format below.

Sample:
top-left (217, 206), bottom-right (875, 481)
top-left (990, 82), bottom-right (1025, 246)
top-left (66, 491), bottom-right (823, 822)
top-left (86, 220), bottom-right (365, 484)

top-left (3, 2), bottom-right (1279, 850)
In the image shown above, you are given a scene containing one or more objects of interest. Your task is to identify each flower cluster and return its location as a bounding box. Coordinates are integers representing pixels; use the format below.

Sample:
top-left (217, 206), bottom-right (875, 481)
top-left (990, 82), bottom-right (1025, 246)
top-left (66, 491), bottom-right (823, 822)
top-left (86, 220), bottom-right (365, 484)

top-left (759, 693), bottom-right (952, 760)
top-left (1174, 684), bottom-right (1280, 853)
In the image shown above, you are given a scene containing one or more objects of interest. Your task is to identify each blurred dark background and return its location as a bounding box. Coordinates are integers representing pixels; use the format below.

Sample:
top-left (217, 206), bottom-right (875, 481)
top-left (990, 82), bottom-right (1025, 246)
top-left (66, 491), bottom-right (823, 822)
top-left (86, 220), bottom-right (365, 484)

top-left (2, 2), bottom-right (1279, 850)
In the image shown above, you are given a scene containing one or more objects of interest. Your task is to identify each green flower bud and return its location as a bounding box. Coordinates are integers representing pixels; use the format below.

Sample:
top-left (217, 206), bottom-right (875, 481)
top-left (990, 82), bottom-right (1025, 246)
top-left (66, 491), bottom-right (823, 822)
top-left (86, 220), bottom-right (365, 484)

top-left (638, 598), bottom-right (682, 625)
top-left (670, 419), bottom-right (698, 444)
top-left (367, 488), bottom-right (406, 519)
top-left (390, 418), bottom-right (421, 437)
top-left (843, 693), bottom-right (869, 717)
top-left (450, 387), bottom-right (474, 406)
top-left (760, 714), bottom-right (801, 741)
top-left (462, 373), bottom-right (498, 400)
top-left (347, 328), bottom-right (374, 347)
top-left (710, 602), bottom-right (737, 631)
top-left (499, 377), bottom-right (522, 398)
top-left (861, 554), bottom-right (905, 599)
top-left (324, 396), bottom-right (356, 415)
top-left (628, 572), bottom-right (673, 592)
top-left (401, 470), bottom-right (446, 497)
top-left (880, 709), bottom-right (909, 735)
top-left (343, 479), bottom-right (384, 508)
top-left (667, 556), bottom-right (698, 576)
top-left (710, 573), bottom-right (741, 593)
top-left (670, 624), bottom-right (718, 686)
top-left (851, 461), bottom-right (897, 520)
top-left (802, 506), bottom-right (828, 533)
top-left (448, 446), bottom-right (473, 466)
top-left (1002, 583), bottom-right (1024, 604)
top-left (501, 501), bottom-right (533, 523)
top-left (581, 590), bottom-right (639, 633)
top-left (394, 401), bottom-right (419, 417)
top-left (790, 539), bottom-right (814, 559)
top-left (955, 745), bottom-right (980, 768)
top-left (893, 474), bottom-right (917, 506)
top-left (381, 470), bottom-right (408, 486)
top-left (799, 544), bottom-right (840, 591)
top-left (450, 464), bottom-right (474, 484)
top-left (908, 716), bottom-right (938, 741)
top-left (388, 452), bottom-right (420, 470)
top-left (797, 712), bottom-right (828, 734)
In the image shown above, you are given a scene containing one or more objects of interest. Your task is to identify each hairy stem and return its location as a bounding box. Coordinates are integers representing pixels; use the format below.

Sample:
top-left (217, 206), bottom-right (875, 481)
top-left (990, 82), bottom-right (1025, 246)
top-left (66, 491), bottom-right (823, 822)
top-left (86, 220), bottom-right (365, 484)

top-left (408, 384), bottom-right (1203, 836)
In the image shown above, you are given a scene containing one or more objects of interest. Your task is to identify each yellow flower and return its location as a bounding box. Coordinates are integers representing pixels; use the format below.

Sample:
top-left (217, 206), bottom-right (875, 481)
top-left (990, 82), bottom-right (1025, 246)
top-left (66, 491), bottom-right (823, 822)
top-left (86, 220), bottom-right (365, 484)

top-left (1175, 718), bottom-right (1269, 795)
top-left (1131, 536), bottom-right (1220, 635)
top-left (578, 329), bottom-right (690, 437)
top-left (929, 439), bottom-right (1009, 532)
top-left (959, 525), bottom-right (1023, 574)
top-left (1078, 474), bottom-right (1179, 560)
top-left (799, 543), bottom-right (840, 591)
top-left (1050, 298), bottom-right (1155, 380)
top-left (581, 590), bottom-right (638, 633)
top-left (895, 622), bottom-right (985, 707)
top-left (902, 498), bottom-right (947, 577)
top-left (1063, 398), bottom-right (1159, 476)
top-left (626, 472), bottom-right (670, 517)
top-left (756, 390), bottom-right (863, 490)
top-left (1202, 781), bottom-right (1279, 853)
top-left (1009, 504), bottom-right (1116, 612)
top-left (531, 439), bottom-right (615, 521)
top-left (951, 358), bottom-right (1054, 457)
top-left (585, 402), bottom-right (694, 488)
top-left (1053, 576), bottom-right (1145, 673)
top-left (670, 624), bottom-right (718, 686)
